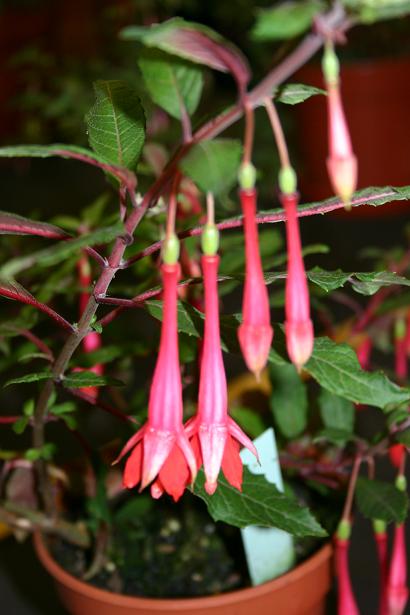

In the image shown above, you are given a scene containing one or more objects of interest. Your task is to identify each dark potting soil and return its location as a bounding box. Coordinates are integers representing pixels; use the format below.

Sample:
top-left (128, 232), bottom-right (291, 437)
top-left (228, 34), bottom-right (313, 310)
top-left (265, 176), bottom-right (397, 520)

top-left (50, 491), bottom-right (327, 600)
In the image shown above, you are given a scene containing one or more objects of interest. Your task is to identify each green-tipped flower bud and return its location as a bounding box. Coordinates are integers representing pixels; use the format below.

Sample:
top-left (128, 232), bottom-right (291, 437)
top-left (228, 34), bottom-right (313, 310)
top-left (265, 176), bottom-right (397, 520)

top-left (337, 519), bottom-right (351, 541)
top-left (238, 162), bottom-right (257, 191)
top-left (373, 519), bottom-right (387, 535)
top-left (201, 224), bottom-right (219, 256)
top-left (279, 165), bottom-right (297, 195)
top-left (395, 317), bottom-right (406, 341)
top-left (322, 44), bottom-right (340, 86)
top-left (162, 233), bottom-right (180, 265)
top-left (396, 474), bottom-right (407, 492)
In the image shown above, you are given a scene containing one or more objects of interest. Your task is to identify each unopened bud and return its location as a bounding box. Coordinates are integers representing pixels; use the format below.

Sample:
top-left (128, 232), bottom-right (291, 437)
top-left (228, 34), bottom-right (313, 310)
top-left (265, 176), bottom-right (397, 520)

top-left (201, 224), bottom-right (219, 256)
top-left (279, 165), bottom-right (297, 196)
top-left (322, 43), bottom-right (340, 86)
top-left (337, 519), bottom-right (351, 541)
top-left (396, 474), bottom-right (407, 492)
top-left (162, 233), bottom-right (180, 264)
top-left (238, 162), bottom-right (256, 190)
top-left (373, 519), bottom-right (387, 535)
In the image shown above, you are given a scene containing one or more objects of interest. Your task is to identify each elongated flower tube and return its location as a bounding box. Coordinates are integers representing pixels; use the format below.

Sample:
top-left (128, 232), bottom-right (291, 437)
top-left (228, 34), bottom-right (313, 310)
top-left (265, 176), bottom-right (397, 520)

top-left (387, 523), bottom-right (408, 615)
top-left (394, 317), bottom-right (408, 381)
top-left (373, 519), bottom-right (388, 615)
top-left (322, 44), bottom-right (357, 207)
top-left (281, 186), bottom-right (313, 370)
top-left (186, 251), bottom-right (258, 495)
top-left (238, 179), bottom-right (273, 379)
top-left (335, 520), bottom-right (360, 615)
top-left (115, 260), bottom-right (197, 502)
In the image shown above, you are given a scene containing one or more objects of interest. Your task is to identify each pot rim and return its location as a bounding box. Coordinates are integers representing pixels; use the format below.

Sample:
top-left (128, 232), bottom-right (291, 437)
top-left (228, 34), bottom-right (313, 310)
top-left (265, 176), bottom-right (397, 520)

top-left (34, 532), bottom-right (332, 611)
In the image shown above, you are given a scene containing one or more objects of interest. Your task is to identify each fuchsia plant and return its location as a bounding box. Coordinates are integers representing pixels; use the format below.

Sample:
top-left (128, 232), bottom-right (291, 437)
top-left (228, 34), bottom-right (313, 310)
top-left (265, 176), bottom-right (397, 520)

top-left (1, 1), bottom-right (410, 610)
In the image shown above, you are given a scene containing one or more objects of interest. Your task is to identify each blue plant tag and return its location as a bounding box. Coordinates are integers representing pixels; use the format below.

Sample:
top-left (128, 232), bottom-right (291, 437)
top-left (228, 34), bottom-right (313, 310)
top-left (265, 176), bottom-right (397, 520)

top-left (240, 427), bottom-right (295, 585)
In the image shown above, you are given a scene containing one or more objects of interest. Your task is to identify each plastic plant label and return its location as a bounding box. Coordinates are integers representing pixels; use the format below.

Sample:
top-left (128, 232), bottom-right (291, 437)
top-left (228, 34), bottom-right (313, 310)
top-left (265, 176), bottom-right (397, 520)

top-left (240, 427), bottom-right (295, 585)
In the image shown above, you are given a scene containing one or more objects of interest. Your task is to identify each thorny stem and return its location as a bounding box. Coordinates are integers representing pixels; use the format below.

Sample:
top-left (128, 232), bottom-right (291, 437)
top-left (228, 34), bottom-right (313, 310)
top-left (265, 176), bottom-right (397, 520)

top-left (264, 98), bottom-right (291, 168)
top-left (342, 454), bottom-right (362, 522)
top-left (31, 3), bottom-right (348, 514)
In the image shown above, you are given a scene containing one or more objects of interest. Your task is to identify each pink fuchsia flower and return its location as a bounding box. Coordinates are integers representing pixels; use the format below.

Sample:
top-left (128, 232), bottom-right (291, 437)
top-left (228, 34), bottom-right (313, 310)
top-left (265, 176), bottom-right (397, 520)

top-left (238, 188), bottom-right (273, 379)
top-left (115, 262), bottom-right (197, 502)
top-left (185, 254), bottom-right (258, 495)
top-left (373, 520), bottom-right (388, 615)
top-left (394, 317), bottom-right (408, 381)
top-left (356, 335), bottom-right (372, 371)
top-left (322, 45), bottom-right (357, 206)
top-left (387, 523), bottom-right (409, 615)
top-left (334, 537), bottom-right (360, 615)
top-left (281, 192), bottom-right (313, 370)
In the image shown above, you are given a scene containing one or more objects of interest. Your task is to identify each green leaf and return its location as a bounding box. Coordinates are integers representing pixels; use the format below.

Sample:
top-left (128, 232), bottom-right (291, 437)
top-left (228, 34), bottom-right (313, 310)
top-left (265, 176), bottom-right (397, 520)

top-left (252, 1), bottom-right (324, 41)
top-left (342, 0), bottom-right (410, 23)
top-left (138, 49), bottom-right (203, 120)
top-left (12, 416), bottom-right (30, 435)
top-left (76, 345), bottom-right (124, 368)
top-left (229, 406), bottom-right (266, 439)
top-left (180, 139), bottom-right (242, 195)
top-left (1, 223), bottom-right (123, 277)
top-left (145, 299), bottom-right (203, 338)
top-left (63, 372), bottom-right (124, 388)
top-left (193, 468), bottom-right (326, 537)
top-left (305, 338), bottom-right (410, 410)
top-left (269, 363), bottom-right (308, 438)
top-left (25, 443), bottom-right (56, 461)
top-left (352, 271), bottom-right (410, 296)
top-left (314, 427), bottom-right (356, 447)
top-left (50, 402), bottom-right (77, 416)
top-left (318, 389), bottom-right (355, 433)
top-left (275, 83), bottom-right (326, 105)
top-left (356, 477), bottom-right (408, 524)
top-left (307, 267), bottom-right (351, 292)
top-left (85, 80), bottom-right (146, 170)
top-left (5, 371), bottom-right (52, 387)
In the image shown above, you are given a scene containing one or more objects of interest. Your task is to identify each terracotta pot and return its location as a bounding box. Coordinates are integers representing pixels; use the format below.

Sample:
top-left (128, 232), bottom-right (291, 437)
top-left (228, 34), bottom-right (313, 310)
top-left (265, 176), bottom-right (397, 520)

top-left (294, 57), bottom-right (410, 217)
top-left (34, 533), bottom-right (332, 615)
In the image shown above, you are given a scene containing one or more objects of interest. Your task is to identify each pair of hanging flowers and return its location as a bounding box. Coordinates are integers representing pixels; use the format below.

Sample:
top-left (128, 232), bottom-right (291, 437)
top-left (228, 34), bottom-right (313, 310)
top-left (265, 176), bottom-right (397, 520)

top-left (116, 39), bottom-right (357, 501)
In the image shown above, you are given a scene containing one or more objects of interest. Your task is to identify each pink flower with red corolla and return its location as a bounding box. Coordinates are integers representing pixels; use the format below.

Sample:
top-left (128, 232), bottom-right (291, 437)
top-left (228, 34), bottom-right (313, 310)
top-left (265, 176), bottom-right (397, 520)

top-left (115, 263), bottom-right (197, 502)
top-left (281, 192), bottom-right (313, 370)
top-left (387, 523), bottom-right (409, 615)
top-left (237, 188), bottom-right (273, 379)
top-left (335, 537), bottom-right (360, 615)
top-left (185, 254), bottom-right (258, 495)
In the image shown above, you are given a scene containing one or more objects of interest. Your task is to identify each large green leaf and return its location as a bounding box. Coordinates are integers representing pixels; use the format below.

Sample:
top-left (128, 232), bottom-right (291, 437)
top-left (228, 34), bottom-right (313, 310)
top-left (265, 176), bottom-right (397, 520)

top-left (307, 268), bottom-right (351, 292)
top-left (138, 49), bottom-right (203, 120)
top-left (351, 272), bottom-right (410, 296)
top-left (305, 338), bottom-right (410, 410)
top-left (193, 468), bottom-right (326, 536)
top-left (342, 0), bottom-right (410, 23)
top-left (318, 389), bottom-right (355, 433)
top-left (180, 139), bottom-right (242, 195)
top-left (252, 1), bottom-right (324, 41)
top-left (85, 80), bottom-right (146, 170)
top-left (1, 223), bottom-right (123, 277)
top-left (269, 363), bottom-right (308, 438)
top-left (356, 477), bottom-right (408, 524)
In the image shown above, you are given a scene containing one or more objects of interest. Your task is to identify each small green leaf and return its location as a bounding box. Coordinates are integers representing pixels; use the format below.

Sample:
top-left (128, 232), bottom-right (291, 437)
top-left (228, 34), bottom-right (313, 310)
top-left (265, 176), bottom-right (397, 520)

top-left (50, 402), bottom-right (77, 416)
top-left (356, 477), bottom-right (408, 524)
top-left (319, 390), bottom-right (355, 433)
top-left (193, 468), bottom-right (326, 537)
top-left (25, 443), bottom-right (56, 461)
top-left (12, 416), bottom-right (30, 435)
top-left (77, 345), bottom-right (123, 367)
top-left (63, 372), bottom-right (124, 388)
top-left (5, 371), bottom-right (52, 387)
top-left (275, 83), bottom-right (326, 105)
top-left (269, 363), bottom-right (308, 438)
top-left (138, 49), bottom-right (203, 120)
top-left (85, 80), bottom-right (146, 170)
top-left (352, 271), bottom-right (410, 296)
top-left (305, 338), bottom-right (410, 410)
top-left (308, 267), bottom-right (351, 292)
top-left (180, 139), bottom-right (242, 195)
top-left (252, 1), bottom-right (324, 41)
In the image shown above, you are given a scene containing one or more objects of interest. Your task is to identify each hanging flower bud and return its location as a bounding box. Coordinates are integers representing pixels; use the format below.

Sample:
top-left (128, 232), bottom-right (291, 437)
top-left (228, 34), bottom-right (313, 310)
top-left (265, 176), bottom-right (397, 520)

top-left (115, 255), bottom-right (196, 502)
top-left (373, 519), bottom-right (388, 615)
top-left (389, 444), bottom-right (405, 471)
top-left (356, 335), bottom-right (372, 371)
top-left (322, 43), bottom-right (357, 208)
top-left (395, 316), bottom-right (408, 381)
top-left (237, 163), bottom-right (273, 379)
top-left (185, 232), bottom-right (257, 494)
top-left (280, 170), bottom-right (313, 370)
top-left (335, 520), bottom-right (360, 615)
top-left (387, 475), bottom-right (409, 615)
top-left (77, 253), bottom-right (103, 400)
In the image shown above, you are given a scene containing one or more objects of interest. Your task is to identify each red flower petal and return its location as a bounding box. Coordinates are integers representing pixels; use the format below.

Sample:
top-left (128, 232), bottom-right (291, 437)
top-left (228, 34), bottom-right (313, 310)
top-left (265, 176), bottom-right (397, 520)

top-left (221, 436), bottom-right (242, 491)
top-left (158, 443), bottom-right (190, 502)
top-left (190, 434), bottom-right (203, 470)
top-left (123, 442), bottom-right (143, 489)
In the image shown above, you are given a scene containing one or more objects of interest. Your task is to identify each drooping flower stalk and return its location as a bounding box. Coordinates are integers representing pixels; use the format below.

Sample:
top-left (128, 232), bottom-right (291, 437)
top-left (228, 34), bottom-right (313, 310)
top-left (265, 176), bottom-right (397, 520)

top-left (264, 98), bottom-right (313, 370)
top-left (185, 194), bottom-right (258, 494)
top-left (115, 185), bottom-right (196, 502)
top-left (373, 519), bottom-right (389, 615)
top-left (281, 189), bottom-right (314, 370)
top-left (238, 165), bottom-right (273, 379)
top-left (386, 472), bottom-right (409, 615)
top-left (335, 530), bottom-right (360, 615)
top-left (322, 42), bottom-right (357, 208)
top-left (77, 253), bottom-right (103, 399)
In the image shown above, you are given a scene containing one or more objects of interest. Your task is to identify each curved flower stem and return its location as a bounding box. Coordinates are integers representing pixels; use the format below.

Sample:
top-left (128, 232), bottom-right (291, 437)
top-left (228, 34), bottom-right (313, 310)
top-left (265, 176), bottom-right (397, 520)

top-left (342, 454), bottom-right (362, 522)
top-left (31, 2), bottom-right (349, 514)
top-left (264, 98), bottom-right (290, 168)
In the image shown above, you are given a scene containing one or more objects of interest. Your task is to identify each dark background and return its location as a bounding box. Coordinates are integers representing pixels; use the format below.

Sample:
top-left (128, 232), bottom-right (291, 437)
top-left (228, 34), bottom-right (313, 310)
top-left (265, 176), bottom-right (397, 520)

top-left (0, 1), bottom-right (410, 613)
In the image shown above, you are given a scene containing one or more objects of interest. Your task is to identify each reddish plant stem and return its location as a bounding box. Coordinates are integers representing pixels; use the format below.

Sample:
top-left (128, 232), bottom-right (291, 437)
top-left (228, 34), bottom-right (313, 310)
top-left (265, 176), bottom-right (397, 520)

top-left (242, 100), bottom-right (254, 165)
top-left (264, 98), bottom-right (290, 168)
top-left (19, 329), bottom-right (54, 361)
top-left (342, 455), bottom-right (362, 522)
